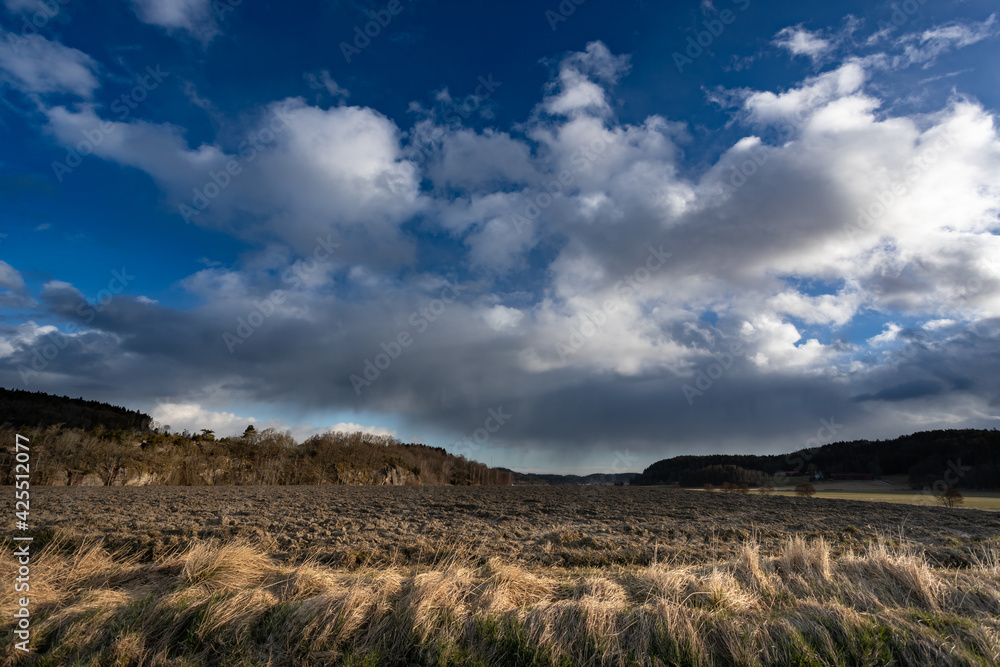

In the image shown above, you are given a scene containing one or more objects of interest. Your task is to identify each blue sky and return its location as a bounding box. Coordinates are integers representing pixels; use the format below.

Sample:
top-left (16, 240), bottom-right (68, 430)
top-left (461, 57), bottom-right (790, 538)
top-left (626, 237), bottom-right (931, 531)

top-left (1, 0), bottom-right (999, 473)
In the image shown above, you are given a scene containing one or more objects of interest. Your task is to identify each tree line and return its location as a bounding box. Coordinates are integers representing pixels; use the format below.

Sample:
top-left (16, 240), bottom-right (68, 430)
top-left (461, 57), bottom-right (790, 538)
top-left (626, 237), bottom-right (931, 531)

top-left (0, 424), bottom-right (514, 487)
top-left (0, 387), bottom-right (151, 431)
top-left (631, 429), bottom-right (1000, 489)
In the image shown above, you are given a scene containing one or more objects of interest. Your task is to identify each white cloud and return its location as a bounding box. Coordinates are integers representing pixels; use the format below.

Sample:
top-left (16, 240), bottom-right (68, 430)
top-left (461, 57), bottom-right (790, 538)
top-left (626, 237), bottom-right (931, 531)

top-left (773, 25), bottom-right (833, 64)
top-left (149, 403), bottom-right (397, 441)
top-left (894, 14), bottom-right (998, 69)
top-left (0, 260), bottom-right (25, 292)
top-left (151, 402), bottom-right (253, 436)
top-left (769, 290), bottom-right (862, 327)
top-left (43, 99), bottom-right (426, 267)
top-left (542, 41), bottom-right (630, 117)
top-left (0, 263), bottom-right (32, 308)
top-left (327, 422), bottom-right (397, 437)
top-left (426, 127), bottom-right (536, 191)
top-left (0, 32), bottom-right (99, 98)
top-left (130, 0), bottom-right (219, 41)
top-left (868, 324), bottom-right (902, 346)
top-left (482, 305), bottom-right (525, 332)
top-left (742, 62), bottom-right (866, 125)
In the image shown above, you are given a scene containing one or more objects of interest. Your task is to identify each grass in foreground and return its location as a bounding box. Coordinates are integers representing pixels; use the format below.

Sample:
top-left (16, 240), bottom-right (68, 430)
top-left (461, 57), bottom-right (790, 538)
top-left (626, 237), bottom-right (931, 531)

top-left (2, 534), bottom-right (1000, 666)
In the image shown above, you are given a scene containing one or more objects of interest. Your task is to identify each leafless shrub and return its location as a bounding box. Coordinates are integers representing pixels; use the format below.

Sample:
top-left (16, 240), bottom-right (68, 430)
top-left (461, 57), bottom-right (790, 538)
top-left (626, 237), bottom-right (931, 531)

top-left (795, 483), bottom-right (816, 498)
top-left (935, 486), bottom-right (964, 508)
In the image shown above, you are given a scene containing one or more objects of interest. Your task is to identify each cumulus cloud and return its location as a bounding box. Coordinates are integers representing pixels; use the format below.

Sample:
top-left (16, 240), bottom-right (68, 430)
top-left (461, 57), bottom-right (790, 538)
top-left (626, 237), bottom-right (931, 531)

top-left (43, 99), bottom-right (425, 267)
top-left (542, 41), bottom-right (630, 117)
top-left (6, 29), bottom-right (1000, 469)
top-left (130, 0), bottom-right (219, 41)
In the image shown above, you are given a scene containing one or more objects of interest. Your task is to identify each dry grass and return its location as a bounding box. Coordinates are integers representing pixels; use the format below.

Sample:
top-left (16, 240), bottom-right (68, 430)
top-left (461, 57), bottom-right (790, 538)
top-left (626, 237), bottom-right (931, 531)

top-left (3, 535), bottom-right (1000, 666)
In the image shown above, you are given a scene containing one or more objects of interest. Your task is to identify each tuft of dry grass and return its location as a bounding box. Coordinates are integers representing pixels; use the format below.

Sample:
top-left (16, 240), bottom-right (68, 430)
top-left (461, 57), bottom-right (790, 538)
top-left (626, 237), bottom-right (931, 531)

top-left (2, 534), bottom-right (1000, 665)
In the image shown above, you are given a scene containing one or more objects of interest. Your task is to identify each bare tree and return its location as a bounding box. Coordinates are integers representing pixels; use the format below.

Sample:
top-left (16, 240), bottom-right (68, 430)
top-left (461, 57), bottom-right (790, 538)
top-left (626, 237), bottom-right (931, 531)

top-left (935, 486), bottom-right (964, 508)
top-left (795, 483), bottom-right (817, 498)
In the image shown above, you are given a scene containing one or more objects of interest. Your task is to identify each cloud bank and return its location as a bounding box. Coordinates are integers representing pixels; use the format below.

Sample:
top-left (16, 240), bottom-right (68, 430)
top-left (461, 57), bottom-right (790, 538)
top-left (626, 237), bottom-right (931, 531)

top-left (1, 18), bottom-right (999, 470)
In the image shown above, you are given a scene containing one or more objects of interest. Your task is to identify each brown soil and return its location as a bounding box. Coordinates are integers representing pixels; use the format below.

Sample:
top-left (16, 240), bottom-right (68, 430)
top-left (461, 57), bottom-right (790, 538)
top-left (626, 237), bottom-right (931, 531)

top-left (23, 485), bottom-right (1000, 567)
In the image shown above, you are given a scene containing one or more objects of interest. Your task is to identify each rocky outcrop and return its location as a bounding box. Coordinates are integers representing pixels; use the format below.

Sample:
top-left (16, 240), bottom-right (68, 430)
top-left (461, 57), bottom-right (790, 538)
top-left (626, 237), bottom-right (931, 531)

top-left (45, 461), bottom-right (418, 486)
top-left (123, 472), bottom-right (160, 486)
top-left (377, 465), bottom-right (417, 486)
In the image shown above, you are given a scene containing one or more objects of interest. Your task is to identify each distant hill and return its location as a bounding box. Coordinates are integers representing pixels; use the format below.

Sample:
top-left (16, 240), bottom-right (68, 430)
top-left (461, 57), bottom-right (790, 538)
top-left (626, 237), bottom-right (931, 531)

top-left (0, 388), bottom-right (512, 487)
top-left (631, 429), bottom-right (1000, 490)
top-left (0, 387), bottom-right (152, 431)
top-left (506, 470), bottom-right (638, 486)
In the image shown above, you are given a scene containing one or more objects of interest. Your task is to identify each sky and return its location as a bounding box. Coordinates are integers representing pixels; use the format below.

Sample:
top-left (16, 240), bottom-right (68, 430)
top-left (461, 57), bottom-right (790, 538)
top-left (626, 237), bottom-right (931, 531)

top-left (0, 0), bottom-right (999, 474)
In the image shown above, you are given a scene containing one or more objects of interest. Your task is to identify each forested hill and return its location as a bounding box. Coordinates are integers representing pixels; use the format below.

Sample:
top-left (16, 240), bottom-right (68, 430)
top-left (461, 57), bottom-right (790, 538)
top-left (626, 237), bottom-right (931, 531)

top-left (0, 387), bottom-right (152, 431)
top-left (631, 429), bottom-right (1000, 489)
top-left (506, 471), bottom-right (638, 485)
top-left (0, 388), bottom-right (512, 487)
